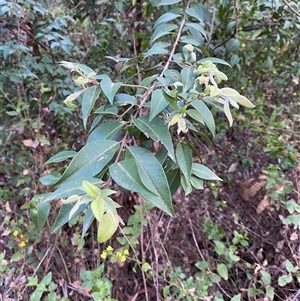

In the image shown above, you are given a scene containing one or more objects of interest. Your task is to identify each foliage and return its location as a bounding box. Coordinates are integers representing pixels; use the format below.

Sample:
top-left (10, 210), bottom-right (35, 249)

top-left (1, 0), bottom-right (300, 300)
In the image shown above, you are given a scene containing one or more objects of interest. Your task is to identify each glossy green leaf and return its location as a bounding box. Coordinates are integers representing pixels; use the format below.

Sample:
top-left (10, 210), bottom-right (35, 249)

top-left (82, 206), bottom-right (95, 237)
top-left (156, 0), bottom-right (182, 6)
top-left (39, 171), bottom-right (61, 186)
top-left (186, 109), bottom-right (205, 125)
top-left (285, 259), bottom-right (297, 273)
top-left (114, 93), bottom-right (136, 106)
top-left (149, 89), bottom-right (168, 121)
top-left (128, 146), bottom-right (174, 215)
top-left (164, 69), bottom-right (181, 83)
top-left (220, 88), bottom-right (255, 108)
top-left (181, 67), bottom-right (195, 93)
top-left (230, 294), bottom-right (241, 301)
top-left (150, 23), bottom-right (178, 44)
top-left (176, 143), bottom-right (192, 184)
top-left (132, 115), bottom-right (175, 160)
top-left (41, 178), bottom-right (101, 203)
top-left (190, 175), bottom-right (204, 189)
top-left (110, 158), bottom-right (174, 215)
top-left (266, 286), bottom-right (274, 300)
top-left (30, 195), bottom-right (51, 231)
top-left (94, 105), bottom-right (118, 115)
top-left (186, 4), bottom-right (208, 23)
top-left (88, 120), bottom-right (125, 142)
top-left (51, 202), bottom-right (87, 233)
top-left (44, 150), bottom-right (77, 165)
top-left (82, 86), bottom-right (101, 130)
top-left (154, 13), bottom-right (180, 28)
top-left (185, 22), bottom-right (207, 39)
top-left (53, 140), bottom-right (120, 186)
top-left (181, 176), bottom-right (193, 196)
top-left (278, 275), bottom-right (293, 286)
top-left (217, 263), bottom-right (228, 280)
top-left (192, 163), bottom-right (222, 181)
top-left (162, 89), bottom-right (180, 111)
top-left (191, 99), bottom-right (215, 137)
top-left (100, 76), bottom-right (122, 105)
top-left (166, 169), bottom-right (181, 195)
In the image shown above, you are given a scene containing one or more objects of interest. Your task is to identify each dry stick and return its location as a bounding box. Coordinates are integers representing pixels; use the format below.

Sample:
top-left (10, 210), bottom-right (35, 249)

top-left (188, 218), bottom-right (231, 299)
top-left (282, 0), bottom-right (300, 17)
top-left (138, 196), bottom-right (149, 301)
top-left (292, 289), bottom-right (300, 301)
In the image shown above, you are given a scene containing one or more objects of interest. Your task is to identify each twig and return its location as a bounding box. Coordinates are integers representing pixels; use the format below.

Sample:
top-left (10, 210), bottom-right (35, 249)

top-left (138, 0), bottom-right (192, 109)
top-left (282, 0), bottom-right (300, 17)
top-left (292, 289), bottom-right (300, 301)
top-left (207, 6), bottom-right (216, 45)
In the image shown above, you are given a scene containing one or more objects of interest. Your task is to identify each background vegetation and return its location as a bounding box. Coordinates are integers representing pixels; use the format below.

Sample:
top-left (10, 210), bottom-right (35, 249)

top-left (0, 0), bottom-right (299, 300)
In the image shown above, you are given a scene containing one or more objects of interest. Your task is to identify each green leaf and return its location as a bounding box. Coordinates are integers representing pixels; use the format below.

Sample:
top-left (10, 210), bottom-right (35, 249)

top-left (166, 169), bottom-right (181, 195)
top-left (186, 4), bottom-right (209, 23)
top-left (162, 89), bottom-right (180, 111)
top-left (260, 270), bottom-right (271, 286)
top-left (176, 143), bottom-right (192, 184)
top-left (30, 196), bottom-right (51, 231)
top-left (82, 206), bottom-right (95, 237)
top-left (81, 86), bottom-right (101, 130)
top-left (128, 147), bottom-right (174, 215)
top-left (51, 203), bottom-right (87, 233)
top-left (91, 198), bottom-right (105, 223)
top-left (132, 115), bottom-right (175, 161)
top-left (192, 163), bottom-right (222, 180)
top-left (224, 100), bottom-right (233, 127)
top-left (53, 140), bottom-right (120, 186)
top-left (88, 120), bottom-right (125, 142)
top-left (94, 105), bottom-right (118, 115)
top-left (181, 67), bottom-right (196, 93)
top-left (144, 42), bottom-right (170, 58)
top-left (266, 286), bottom-right (274, 300)
top-left (44, 151), bottom-right (77, 165)
top-left (156, 0), bottom-right (182, 6)
top-left (278, 275), bottom-right (293, 286)
top-left (285, 259), bottom-right (297, 273)
top-left (186, 109), bottom-right (205, 125)
top-left (191, 99), bottom-right (215, 137)
top-left (41, 178), bottom-right (101, 203)
top-left (154, 13), bottom-right (180, 28)
top-left (149, 89), bottom-right (168, 121)
top-left (100, 76), bottom-right (122, 105)
top-left (190, 175), bottom-right (204, 189)
top-left (114, 93), bottom-right (136, 106)
top-left (150, 23), bottom-right (178, 44)
top-left (11, 251), bottom-right (24, 262)
top-left (209, 273), bottom-right (221, 283)
top-left (110, 158), bottom-right (174, 216)
top-left (39, 171), bottom-right (61, 186)
top-left (217, 263), bottom-right (228, 280)
top-left (185, 22), bottom-right (207, 39)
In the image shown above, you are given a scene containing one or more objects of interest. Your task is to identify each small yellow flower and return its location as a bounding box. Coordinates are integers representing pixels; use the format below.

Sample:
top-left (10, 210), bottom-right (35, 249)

top-left (241, 43), bottom-right (246, 48)
top-left (116, 251), bottom-right (122, 257)
top-left (272, 70), bottom-right (277, 74)
top-left (124, 249), bottom-right (129, 255)
top-left (222, 200), bottom-right (227, 205)
top-left (100, 252), bottom-right (107, 259)
top-left (19, 241), bottom-right (26, 247)
top-left (293, 92), bottom-right (297, 96)
top-left (120, 256), bottom-right (126, 262)
top-left (240, 86), bottom-right (245, 90)
top-left (20, 234), bottom-right (24, 239)
top-left (13, 231), bottom-right (19, 237)
top-left (106, 245), bottom-right (113, 252)
top-left (210, 183), bottom-right (216, 188)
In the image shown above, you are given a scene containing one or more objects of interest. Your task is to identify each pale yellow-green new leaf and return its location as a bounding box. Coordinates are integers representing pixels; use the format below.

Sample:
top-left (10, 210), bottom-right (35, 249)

top-left (224, 100), bottom-right (233, 127)
top-left (97, 210), bottom-right (119, 243)
top-left (220, 88), bottom-right (255, 108)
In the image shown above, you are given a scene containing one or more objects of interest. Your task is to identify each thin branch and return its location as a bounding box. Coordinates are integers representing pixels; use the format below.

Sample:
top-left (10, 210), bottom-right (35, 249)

top-left (282, 0), bottom-right (300, 17)
top-left (138, 0), bottom-right (192, 109)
